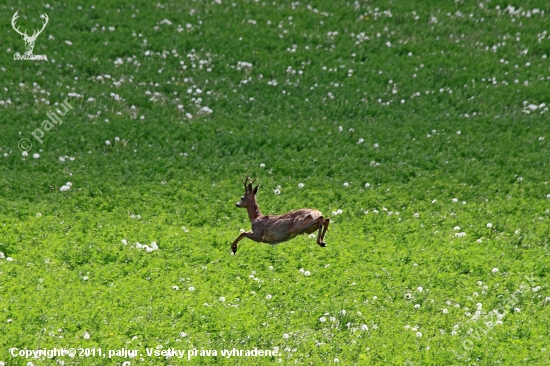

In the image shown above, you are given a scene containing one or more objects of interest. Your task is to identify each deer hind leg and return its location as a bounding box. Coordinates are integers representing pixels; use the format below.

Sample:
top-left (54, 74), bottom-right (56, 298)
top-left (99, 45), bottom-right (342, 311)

top-left (304, 216), bottom-right (329, 247)
top-left (319, 218), bottom-right (330, 245)
top-left (315, 217), bottom-right (330, 247)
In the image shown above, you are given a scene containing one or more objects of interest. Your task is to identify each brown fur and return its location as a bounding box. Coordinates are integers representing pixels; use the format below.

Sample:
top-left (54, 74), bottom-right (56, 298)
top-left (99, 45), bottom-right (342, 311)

top-left (231, 177), bottom-right (330, 254)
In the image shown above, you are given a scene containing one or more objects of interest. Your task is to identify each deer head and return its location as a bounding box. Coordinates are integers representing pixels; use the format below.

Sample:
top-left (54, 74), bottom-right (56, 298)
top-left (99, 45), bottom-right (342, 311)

top-left (236, 177), bottom-right (259, 208)
top-left (11, 11), bottom-right (49, 55)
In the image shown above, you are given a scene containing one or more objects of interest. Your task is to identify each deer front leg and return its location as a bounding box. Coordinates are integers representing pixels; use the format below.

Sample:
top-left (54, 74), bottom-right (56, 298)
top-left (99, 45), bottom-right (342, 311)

top-left (231, 231), bottom-right (255, 254)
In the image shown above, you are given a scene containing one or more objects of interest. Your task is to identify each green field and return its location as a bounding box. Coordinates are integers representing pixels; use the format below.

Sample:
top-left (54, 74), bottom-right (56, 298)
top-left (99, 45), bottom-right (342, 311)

top-left (1, 0), bottom-right (549, 364)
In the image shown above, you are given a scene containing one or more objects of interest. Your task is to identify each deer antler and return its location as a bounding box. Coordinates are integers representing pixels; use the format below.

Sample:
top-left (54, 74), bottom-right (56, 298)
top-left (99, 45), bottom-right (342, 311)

top-left (242, 177), bottom-right (258, 191)
top-left (11, 11), bottom-right (48, 40)
top-left (31, 13), bottom-right (48, 39)
top-left (11, 11), bottom-right (27, 37)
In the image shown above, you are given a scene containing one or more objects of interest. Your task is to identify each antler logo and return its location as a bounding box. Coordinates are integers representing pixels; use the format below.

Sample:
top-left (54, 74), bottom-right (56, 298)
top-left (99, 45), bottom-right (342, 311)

top-left (11, 10), bottom-right (49, 61)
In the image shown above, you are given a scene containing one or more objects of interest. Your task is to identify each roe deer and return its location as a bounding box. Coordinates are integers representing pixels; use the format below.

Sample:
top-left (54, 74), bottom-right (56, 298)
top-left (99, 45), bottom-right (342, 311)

top-left (231, 177), bottom-right (330, 254)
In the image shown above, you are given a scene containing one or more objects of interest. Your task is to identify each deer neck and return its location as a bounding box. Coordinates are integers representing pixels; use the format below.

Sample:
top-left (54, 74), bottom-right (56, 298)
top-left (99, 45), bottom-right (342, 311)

top-left (247, 200), bottom-right (262, 221)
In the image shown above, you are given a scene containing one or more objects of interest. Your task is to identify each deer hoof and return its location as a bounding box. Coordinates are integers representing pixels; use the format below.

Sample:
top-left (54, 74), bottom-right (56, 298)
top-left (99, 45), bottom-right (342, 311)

top-left (231, 246), bottom-right (237, 254)
top-left (318, 242), bottom-right (326, 247)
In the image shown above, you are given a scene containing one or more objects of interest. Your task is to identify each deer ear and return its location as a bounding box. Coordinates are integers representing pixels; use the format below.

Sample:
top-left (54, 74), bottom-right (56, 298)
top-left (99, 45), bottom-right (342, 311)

top-left (247, 183), bottom-right (253, 192)
top-left (253, 185), bottom-right (259, 195)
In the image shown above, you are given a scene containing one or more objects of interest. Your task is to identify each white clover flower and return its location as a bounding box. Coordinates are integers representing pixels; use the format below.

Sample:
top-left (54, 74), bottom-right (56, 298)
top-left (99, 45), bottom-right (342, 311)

top-left (188, 286), bottom-right (195, 291)
top-left (298, 183), bottom-right (304, 188)
top-left (115, 137), bottom-right (120, 142)
top-left (454, 226), bottom-right (461, 231)
top-left (414, 304), bottom-right (420, 309)
top-left (319, 316), bottom-right (327, 323)
top-left (33, 153), bottom-right (40, 159)
top-left (365, 183), bottom-right (371, 188)
top-left (22, 151), bottom-right (28, 157)
top-left (357, 138), bottom-right (364, 144)
top-left (487, 223), bottom-right (493, 228)
top-left (360, 324), bottom-right (368, 331)
top-left (219, 296), bottom-right (226, 302)
top-left (452, 198), bottom-right (458, 203)
top-left (105, 140), bottom-right (111, 146)
top-left (172, 286), bottom-right (179, 290)
top-left (373, 143), bottom-right (379, 148)
top-left (266, 294), bottom-right (272, 300)
top-left (442, 308), bottom-right (449, 314)
top-left (282, 333), bottom-right (289, 339)
top-left (343, 182), bottom-right (349, 187)
top-left (492, 268), bottom-right (499, 274)
top-left (416, 331), bottom-right (422, 337)
top-left (417, 287), bottom-right (423, 292)
top-left (273, 189), bottom-right (280, 195)
top-left (199, 106), bottom-right (213, 115)
top-left (82, 276), bottom-right (89, 281)
top-left (260, 163), bottom-right (265, 168)
top-left (304, 270), bottom-right (311, 276)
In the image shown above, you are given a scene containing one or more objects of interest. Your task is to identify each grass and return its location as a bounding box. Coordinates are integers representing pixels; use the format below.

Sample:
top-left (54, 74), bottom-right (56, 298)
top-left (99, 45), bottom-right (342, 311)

top-left (1, 0), bottom-right (549, 364)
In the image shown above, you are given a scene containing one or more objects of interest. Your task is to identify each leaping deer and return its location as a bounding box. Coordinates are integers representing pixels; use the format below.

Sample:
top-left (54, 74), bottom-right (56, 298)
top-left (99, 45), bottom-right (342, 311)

top-left (231, 177), bottom-right (330, 254)
top-left (11, 11), bottom-right (49, 56)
